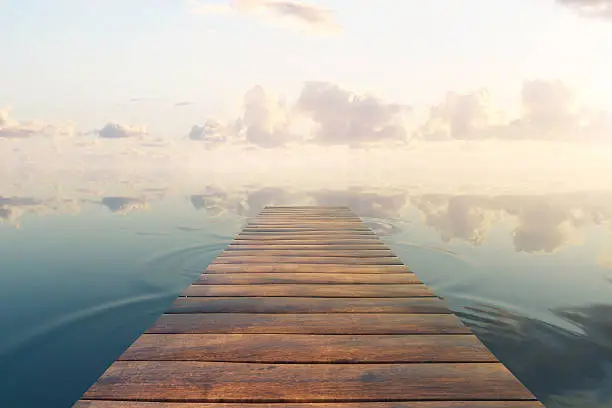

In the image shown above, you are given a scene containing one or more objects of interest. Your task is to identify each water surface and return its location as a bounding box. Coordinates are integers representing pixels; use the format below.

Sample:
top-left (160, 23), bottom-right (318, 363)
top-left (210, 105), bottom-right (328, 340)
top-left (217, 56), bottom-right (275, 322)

top-left (1, 178), bottom-right (611, 407)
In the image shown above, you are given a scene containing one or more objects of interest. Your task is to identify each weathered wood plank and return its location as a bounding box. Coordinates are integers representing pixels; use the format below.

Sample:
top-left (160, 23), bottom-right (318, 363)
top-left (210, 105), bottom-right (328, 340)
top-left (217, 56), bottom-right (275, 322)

top-left (205, 264), bottom-right (410, 274)
top-left (168, 297), bottom-right (450, 314)
top-left (212, 257), bottom-right (403, 265)
top-left (242, 227), bottom-right (374, 231)
top-left (182, 284), bottom-right (432, 298)
top-left (250, 218), bottom-right (363, 221)
top-left (147, 313), bottom-right (467, 334)
top-left (194, 273), bottom-right (420, 285)
top-left (75, 402), bottom-right (545, 408)
top-left (119, 334), bottom-right (496, 363)
top-left (250, 222), bottom-right (364, 225)
top-left (81, 361), bottom-right (535, 401)
top-left (243, 227), bottom-right (371, 231)
top-left (227, 244), bottom-right (387, 250)
top-left (217, 250), bottom-right (396, 258)
top-left (234, 236), bottom-right (382, 242)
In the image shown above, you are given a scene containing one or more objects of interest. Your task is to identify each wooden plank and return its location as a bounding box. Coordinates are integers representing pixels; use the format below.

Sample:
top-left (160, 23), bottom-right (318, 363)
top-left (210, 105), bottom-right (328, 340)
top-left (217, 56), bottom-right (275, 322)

top-left (75, 402), bottom-right (545, 408)
top-left (234, 236), bottom-right (382, 242)
top-left (182, 284), bottom-right (433, 298)
top-left (194, 273), bottom-right (420, 285)
top-left (204, 264), bottom-right (411, 274)
top-left (119, 334), bottom-right (497, 363)
top-left (237, 233), bottom-right (377, 238)
top-left (217, 250), bottom-right (396, 258)
top-left (212, 257), bottom-right (403, 265)
top-left (168, 297), bottom-right (450, 314)
top-left (250, 218), bottom-right (364, 221)
top-left (247, 222), bottom-right (365, 225)
top-left (243, 227), bottom-right (372, 232)
top-left (80, 361), bottom-right (535, 401)
top-left (227, 244), bottom-right (387, 250)
top-left (250, 218), bottom-right (363, 221)
top-left (76, 402), bottom-right (544, 407)
top-left (147, 313), bottom-right (468, 334)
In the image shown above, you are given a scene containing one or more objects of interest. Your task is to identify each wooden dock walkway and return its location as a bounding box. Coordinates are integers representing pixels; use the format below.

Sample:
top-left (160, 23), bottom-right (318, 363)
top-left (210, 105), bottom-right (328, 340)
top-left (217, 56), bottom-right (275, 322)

top-left (75, 206), bottom-right (542, 407)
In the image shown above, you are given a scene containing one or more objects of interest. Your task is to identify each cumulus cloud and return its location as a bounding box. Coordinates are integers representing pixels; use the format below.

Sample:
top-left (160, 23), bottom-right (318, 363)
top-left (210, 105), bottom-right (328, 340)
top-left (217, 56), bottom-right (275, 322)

top-left (187, 119), bottom-right (239, 147)
top-left (0, 107), bottom-right (75, 140)
top-left (189, 85), bottom-right (299, 148)
top-left (416, 79), bottom-right (612, 141)
top-left (189, 0), bottom-right (340, 34)
top-left (192, 82), bottom-right (410, 148)
top-left (296, 82), bottom-right (410, 146)
top-left (96, 123), bottom-right (147, 139)
top-left (240, 85), bottom-right (298, 147)
top-left (418, 90), bottom-right (495, 141)
top-left (558, 0), bottom-right (612, 19)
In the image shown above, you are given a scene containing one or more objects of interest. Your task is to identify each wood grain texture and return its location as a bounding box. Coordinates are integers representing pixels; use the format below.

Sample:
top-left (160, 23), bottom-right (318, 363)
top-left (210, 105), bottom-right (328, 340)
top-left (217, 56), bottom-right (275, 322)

top-left (234, 236), bottom-right (382, 242)
top-left (182, 284), bottom-right (433, 298)
top-left (119, 334), bottom-right (496, 363)
top-left (146, 313), bottom-right (468, 334)
top-left (204, 264), bottom-right (410, 274)
top-left (227, 244), bottom-right (387, 249)
top-left (252, 215), bottom-right (363, 223)
top-left (245, 226), bottom-right (370, 231)
top-left (76, 402), bottom-right (545, 408)
top-left (240, 229), bottom-right (376, 234)
top-left (247, 223), bottom-right (366, 227)
top-left (81, 361), bottom-right (534, 402)
top-left (193, 273), bottom-right (420, 285)
top-left (168, 297), bottom-right (450, 314)
top-left (217, 250), bottom-right (396, 258)
top-left (212, 257), bottom-right (403, 265)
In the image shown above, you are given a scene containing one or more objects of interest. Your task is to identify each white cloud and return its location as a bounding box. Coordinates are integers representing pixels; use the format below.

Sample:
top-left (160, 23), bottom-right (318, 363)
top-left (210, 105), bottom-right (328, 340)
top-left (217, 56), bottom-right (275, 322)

top-left (0, 107), bottom-right (75, 140)
top-left (295, 82), bottom-right (410, 147)
top-left (187, 119), bottom-right (235, 143)
top-left (558, 0), bottom-right (612, 19)
top-left (189, 0), bottom-right (341, 34)
top-left (193, 82), bottom-right (411, 148)
top-left (416, 79), bottom-right (612, 141)
top-left (96, 122), bottom-right (148, 139)
top-left (417, 90), bottom-right (496, 141)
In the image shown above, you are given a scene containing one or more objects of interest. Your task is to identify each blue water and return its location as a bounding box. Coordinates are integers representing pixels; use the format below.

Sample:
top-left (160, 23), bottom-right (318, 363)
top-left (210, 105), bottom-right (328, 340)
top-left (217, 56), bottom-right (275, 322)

top-left (1, 184), bottom-right (611, 407)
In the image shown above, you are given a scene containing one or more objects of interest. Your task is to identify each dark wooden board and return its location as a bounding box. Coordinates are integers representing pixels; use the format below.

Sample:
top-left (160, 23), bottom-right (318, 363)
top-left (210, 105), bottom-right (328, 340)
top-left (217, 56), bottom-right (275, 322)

top-left (146, 313), bottom-right (468, 334)
top-left (75, 402), bottom-right (545, 408)
top-left (182, 284), bottom-right (433, 297)
top-left (80, 361), bottom-right (535, 402)
top-left (193, 273), bottom-right (420, 285)
top-left (168, 297), bottom-right (450, 314)
top-left (212, 257), bottom-right (403, 265)
top-left (119, 334), bottom-right (496, 363)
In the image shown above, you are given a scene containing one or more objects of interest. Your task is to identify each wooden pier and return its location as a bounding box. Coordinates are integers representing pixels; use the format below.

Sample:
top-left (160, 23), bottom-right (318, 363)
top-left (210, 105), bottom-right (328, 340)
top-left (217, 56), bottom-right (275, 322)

top-left (75, 206), bottom-right (542, 407)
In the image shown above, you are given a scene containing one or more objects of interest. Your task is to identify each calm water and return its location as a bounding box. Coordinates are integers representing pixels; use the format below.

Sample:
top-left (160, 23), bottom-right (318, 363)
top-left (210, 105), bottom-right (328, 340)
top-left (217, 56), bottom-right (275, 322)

top-left (1, 177), bottom-right (612, 407)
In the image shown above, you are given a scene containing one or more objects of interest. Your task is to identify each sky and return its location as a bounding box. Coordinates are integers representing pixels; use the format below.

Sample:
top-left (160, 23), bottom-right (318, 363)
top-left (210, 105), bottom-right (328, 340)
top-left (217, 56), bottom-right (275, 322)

top-left (1, 0), bottom-right (612, 170)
